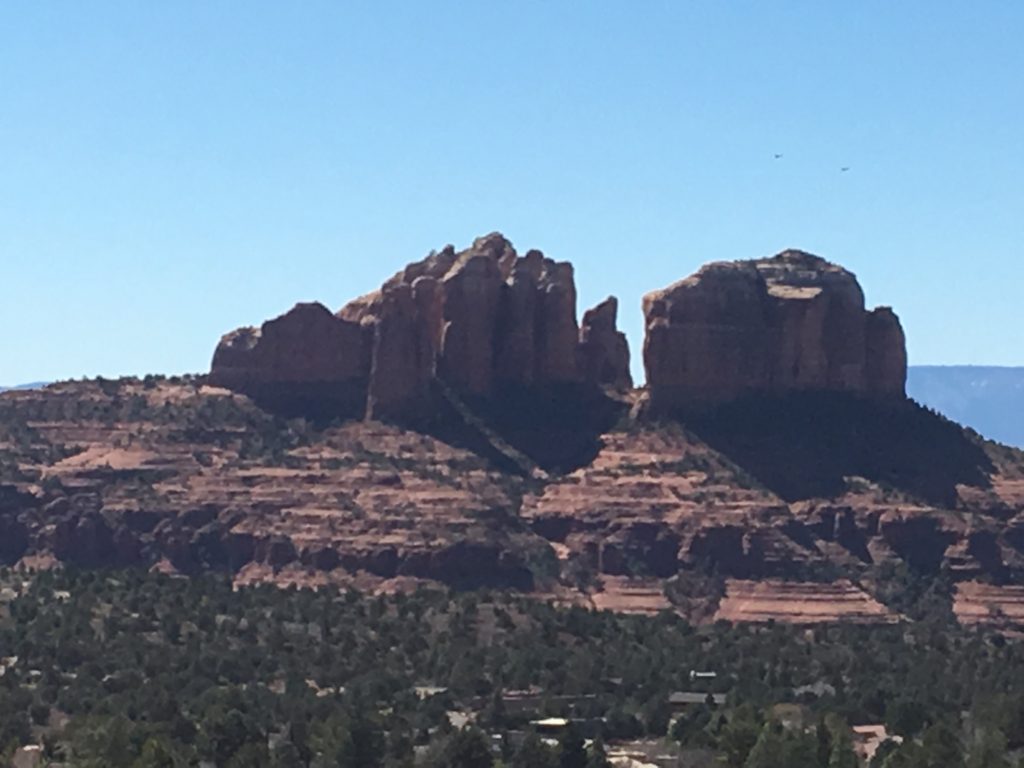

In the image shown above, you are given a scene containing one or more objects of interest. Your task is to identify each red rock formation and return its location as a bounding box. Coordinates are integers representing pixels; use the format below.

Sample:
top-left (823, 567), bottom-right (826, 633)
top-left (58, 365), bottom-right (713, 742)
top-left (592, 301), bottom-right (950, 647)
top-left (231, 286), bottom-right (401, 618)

top-left (366, 283), bottom-right (436, 421)
top-left (714, 580), bottom-right (897, 624)
top-left (495, 252), bottom-right (543, 385)
top-left (209, 302), bottom-right (371, 416)
top-left (438, 249), bottom-right (505, 395)
top-left (643, 249), bottom-right (906, 412)
top-left (210, 233), bottom-right (631, 420)
top-left (210, 302), bottom-right (369, 390)
top-left (865, 307), bottom-right (908, 396)
top-left (433, 235), bottom-right (585, 394)
top-left (536, 261), bottom-right (581, 383)
top-left (579, 297), bottom-right (633, 389)
top-left (5, 376), bottom-right (1024, 622)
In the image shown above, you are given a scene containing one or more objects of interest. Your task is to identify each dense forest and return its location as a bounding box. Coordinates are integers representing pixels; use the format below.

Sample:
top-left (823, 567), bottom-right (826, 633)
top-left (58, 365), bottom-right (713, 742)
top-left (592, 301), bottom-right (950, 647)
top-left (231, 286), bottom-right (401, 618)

top-left (1, 569), bottom-right (1024, 767)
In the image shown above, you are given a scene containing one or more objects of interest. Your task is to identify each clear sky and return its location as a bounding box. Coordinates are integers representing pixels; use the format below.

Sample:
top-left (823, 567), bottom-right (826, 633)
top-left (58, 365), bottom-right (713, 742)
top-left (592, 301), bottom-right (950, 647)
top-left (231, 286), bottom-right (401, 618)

top-left (2, 1), bottom-right (1022, 385)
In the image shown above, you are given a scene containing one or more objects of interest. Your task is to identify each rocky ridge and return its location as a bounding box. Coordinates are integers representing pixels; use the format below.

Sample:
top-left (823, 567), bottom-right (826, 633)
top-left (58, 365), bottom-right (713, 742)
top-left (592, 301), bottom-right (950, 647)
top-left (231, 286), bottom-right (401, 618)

top-left (211, 233), bottom-right (631, 423)
top-left (3, 237), bottom-right (1024, 628)
top-left (2, 372), bottom-right (1023, 627)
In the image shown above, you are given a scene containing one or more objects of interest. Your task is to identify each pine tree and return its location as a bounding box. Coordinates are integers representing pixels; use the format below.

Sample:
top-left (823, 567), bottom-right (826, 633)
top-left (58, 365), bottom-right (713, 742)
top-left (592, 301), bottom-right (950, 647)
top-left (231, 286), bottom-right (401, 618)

top-left (827, 728), bottom-right (859, 768)
top-left (512, 732), bottom-right (558, 768)
top-left (743, 721), bottom-right (785, 768)
top-left (921, 721), bottom-right (964, 768)
top-left (586, 736), bottom-right (611, 768)
top-left (966, 728), bottom-right (1010, 768)
top-left (437, 727), bottom-right (494, 768)
top-left (781, 730), bottom-right (819, 768)
top-left (816, 719), bottom-right (833, 768)
top-left (559, 723), bottom-right (588, 768)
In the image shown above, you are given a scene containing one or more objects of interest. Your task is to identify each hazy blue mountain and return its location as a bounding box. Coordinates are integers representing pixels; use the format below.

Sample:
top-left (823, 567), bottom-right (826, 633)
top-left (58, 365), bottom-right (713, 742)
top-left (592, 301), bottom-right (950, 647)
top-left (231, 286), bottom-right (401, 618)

top-left (908, 366), bottom-right (1024, 448)
top-left (0, 382), bottom-right (47, 393)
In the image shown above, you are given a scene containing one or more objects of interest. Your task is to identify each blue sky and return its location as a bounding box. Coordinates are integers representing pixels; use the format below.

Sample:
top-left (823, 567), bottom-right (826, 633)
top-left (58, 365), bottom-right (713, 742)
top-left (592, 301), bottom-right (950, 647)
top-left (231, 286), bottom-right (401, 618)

top-left (2, 1), bottom-right (1022, 384)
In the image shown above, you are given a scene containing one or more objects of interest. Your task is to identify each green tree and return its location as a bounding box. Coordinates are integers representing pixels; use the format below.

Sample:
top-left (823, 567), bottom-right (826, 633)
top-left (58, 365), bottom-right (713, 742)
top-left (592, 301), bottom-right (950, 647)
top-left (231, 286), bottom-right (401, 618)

top-left (559, 723), bottom-right (588, 768)
top-left (225, 742), bottom-right (271, 768)
top-left (827, 727), bottom-right (859, 768)
top-left (887, 699), bottom-right (929, 739)
top-left (921, 721), bottom-right (964, 768)
top-left (672, 703), bottom-right (713, 747)
top-left (743, 721), bottom-right (785, 768)
top-left (816, 719), bottom-right (833, 768)
top-left (77, 714), bottom-right (138, 768)
top-left (198, 708), bottom-right (264, 766)
top-left (384, 728), bottom-right (414, 768)
top-left (604, 707), bottom-right (642, 740)
top-left (640, 694), bottom-right (671, 737)
top-left (720, 706), bottom-right (762, 768)
top-left (338, 712), bottom-right (385, 768)
top-left (436, 727), bottom-right (494, 768)
top-left (967, 728), bottom-right (1010, 768)
top-left (586, 736), bottom-right (611, 768)
top-left (881, 741), bottom-right (928, 768)
top-left (133, 737), bottom-right (179, 768)
top-left (781, 730), bottom-right (819, 767)
top-left (511, 732), bottom-right (557, 768)
top-left (270, 742), bottom-right (306, 768)
top-left (870, 739), bottom-right (902, 768)
top-left (312, 712), bottom-right (384, 768)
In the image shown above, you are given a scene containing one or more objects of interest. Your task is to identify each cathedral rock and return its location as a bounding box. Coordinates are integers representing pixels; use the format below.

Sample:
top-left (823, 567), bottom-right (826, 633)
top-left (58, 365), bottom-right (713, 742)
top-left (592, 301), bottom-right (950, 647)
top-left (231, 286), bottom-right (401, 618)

top-left (642, 249), bottom-right (907, 413)
top-left (209, 233), bottom-right (632, 421)
top-left (212, 240), bottom-right (908, 424)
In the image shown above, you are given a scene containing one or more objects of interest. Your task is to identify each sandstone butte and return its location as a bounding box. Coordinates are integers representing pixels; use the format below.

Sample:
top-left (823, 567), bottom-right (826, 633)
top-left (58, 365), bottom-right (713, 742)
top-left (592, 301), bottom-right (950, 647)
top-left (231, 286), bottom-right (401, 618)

top-left (3, 234), bottom-right (1024, 628)
top-left (209, 233), bottom-right (632, 423)
top-left (642, 249), bottom-right (907, 413)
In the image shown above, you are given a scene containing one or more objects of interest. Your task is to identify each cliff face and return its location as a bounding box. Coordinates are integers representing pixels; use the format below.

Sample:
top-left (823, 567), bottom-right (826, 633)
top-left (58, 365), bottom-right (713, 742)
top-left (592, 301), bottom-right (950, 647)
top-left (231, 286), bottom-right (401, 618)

top-left (210, 233), bottom-right (632, 423)
top-left (212, 243), bottom-right (905, 421)
top-left (643, 250), bottom-right (907, 413)
top-left (579, 297), bottom-right (633, 390)
top-left (209, 303), bottom-right (371, 419)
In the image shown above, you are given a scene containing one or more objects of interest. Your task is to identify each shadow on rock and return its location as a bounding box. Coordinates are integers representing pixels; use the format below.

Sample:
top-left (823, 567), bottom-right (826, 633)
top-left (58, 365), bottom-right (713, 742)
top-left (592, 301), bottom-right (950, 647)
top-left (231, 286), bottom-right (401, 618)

top-left (447, 382), bottom-right (628, 475)
top-left (679, 392), bottom-right (994, 506)
top-left (0, 485), bottom-right (32, 565)
top-left (242, 380), bottom-right (370, 424)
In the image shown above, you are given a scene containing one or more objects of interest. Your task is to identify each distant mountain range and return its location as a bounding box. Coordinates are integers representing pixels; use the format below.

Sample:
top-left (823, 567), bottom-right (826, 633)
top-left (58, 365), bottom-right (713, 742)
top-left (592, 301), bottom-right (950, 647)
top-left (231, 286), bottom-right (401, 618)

top-left (908, 366), bottom-right (1024, 448)
top-left (0, 382), bottom-right (47, 393)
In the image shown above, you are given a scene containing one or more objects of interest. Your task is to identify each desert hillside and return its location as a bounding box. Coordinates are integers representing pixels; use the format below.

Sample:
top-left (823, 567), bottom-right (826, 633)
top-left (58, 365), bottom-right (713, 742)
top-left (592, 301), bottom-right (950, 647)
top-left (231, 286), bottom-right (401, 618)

top-left (4, 235), bottom-right (1024, 629)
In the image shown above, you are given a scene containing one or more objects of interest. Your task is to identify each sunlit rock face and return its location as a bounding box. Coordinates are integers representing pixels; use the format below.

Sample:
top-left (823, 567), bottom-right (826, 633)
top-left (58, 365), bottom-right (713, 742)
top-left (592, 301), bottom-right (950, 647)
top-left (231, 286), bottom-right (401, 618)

top-left (642, 249), bottom-right (906, 412)
top-left (210, 233), bottom-right (631, 422)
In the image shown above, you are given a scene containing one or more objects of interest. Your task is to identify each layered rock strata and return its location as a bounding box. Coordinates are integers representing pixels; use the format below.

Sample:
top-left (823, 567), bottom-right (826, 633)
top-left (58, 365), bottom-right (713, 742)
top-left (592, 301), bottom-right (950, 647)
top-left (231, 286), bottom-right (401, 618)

top-left (2, 378), bottom-right (1024, 626)
top-left (643, 249), bottom-right (907, 412)
top-left (714, 580), bottom-right (897, 624)
top-left (211, 234), bottom-right (631, 421)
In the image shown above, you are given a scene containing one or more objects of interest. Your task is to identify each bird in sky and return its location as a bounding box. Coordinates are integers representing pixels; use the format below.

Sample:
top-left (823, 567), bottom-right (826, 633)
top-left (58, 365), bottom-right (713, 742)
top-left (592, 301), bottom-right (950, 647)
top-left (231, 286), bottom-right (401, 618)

top-left (773, 153), bottom-right (783, 159)
top-left (840, 166), bottom-right (850, 172)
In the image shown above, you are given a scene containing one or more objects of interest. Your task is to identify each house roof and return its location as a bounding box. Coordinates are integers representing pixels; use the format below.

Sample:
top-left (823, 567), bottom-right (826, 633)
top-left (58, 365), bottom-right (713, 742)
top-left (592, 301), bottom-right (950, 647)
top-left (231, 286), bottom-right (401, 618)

top-left (531, 717), bottom-right (570, 728)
